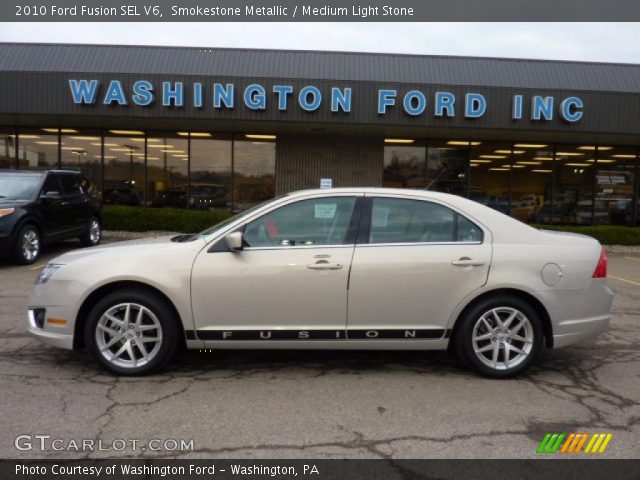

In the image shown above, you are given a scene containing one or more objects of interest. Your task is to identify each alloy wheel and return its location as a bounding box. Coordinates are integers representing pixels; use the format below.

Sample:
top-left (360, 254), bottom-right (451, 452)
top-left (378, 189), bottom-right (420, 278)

top-left (21, 229), bottom-right (40, 262)
top-left (471, 307), bottom-right (534, 371)
top-left (95, 303), bottom-right (163, 369)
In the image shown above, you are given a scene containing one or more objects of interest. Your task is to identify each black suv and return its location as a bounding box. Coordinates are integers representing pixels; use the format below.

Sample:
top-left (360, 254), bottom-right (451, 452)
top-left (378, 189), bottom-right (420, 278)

top-left (0, 170), bottom-right (103, 264)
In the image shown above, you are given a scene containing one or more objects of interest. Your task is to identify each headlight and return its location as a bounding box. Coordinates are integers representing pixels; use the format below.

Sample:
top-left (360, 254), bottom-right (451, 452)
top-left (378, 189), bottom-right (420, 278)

top-left (35, 263), bottom-right (64, 285)
top-left (0, 208), bottom-right (15, 218)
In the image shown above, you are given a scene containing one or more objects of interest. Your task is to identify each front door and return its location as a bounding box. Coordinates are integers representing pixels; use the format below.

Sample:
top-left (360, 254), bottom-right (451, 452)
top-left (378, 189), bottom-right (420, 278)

top-left (347, 195), bottom-right (492, 339)
top-left (191, 194), bottom-right (362, 341)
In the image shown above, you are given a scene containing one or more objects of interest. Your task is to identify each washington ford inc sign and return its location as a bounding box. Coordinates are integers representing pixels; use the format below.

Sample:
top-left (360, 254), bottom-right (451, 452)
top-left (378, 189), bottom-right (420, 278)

top-left (68, 79), bottom-right (585, 122)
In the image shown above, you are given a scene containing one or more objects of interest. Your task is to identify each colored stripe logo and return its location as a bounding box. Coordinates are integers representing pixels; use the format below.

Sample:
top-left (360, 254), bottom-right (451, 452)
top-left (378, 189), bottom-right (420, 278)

top-left (537, 433), bottom-right (613, 454)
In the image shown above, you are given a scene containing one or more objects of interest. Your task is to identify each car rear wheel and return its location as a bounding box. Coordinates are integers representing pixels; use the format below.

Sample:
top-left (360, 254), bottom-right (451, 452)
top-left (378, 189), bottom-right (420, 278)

top-left (455, 295), bottom-right (544, 378)
top-left (13, 224), bottom-right (41, 265)
top-left (85, 289), bottom-right (178, 375)
top-left (79, 216), bottom-right (101, 247)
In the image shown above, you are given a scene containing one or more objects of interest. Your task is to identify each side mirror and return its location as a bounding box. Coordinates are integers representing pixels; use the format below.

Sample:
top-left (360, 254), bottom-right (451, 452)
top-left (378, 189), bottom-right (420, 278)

top-left (225, 232), bottom-right (244, 251)
top-left (40, 190), bottom-right (60, 200)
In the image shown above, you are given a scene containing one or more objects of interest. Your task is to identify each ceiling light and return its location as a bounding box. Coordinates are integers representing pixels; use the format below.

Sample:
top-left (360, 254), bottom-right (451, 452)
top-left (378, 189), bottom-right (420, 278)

top-left (489, 168), bottom-right (510, 172)
top-left (612, 154), bottom-right (636, 159)
top-left (532, 169), bottom-right (553, 173)
top-left (61, 147), bottom-right (84, 151)
top-left (35, 141), bottom-right (59, 145)
top-left (447, 140), bottom-right (481, 146)
top-left (533, 157), bottom-right (554, 161)
top-left (480, 155), bottom-right (506, 159)
top-left (597, 159), bottom-right (616, 163)
top-left (514, 144), bottom-right (548, 148)
top-left (470, 164), bottom-right (480, 167)
top-left (470, 160), bottom-right (492, 164)
top-left (98, 143), bottom-right (120, 147)
top-left (42, 128), bottom-right (78, 133)
top-left (177, 132), bottom-right (212, 138)
top-left (494, 150), bottom-right (525, 155)
top-left (384, 138), bottom-right (415, 144)
top-left (17, 134), bottom-right (40, 139)
top-left (517, 161), bottom-right (543, 165)
top-left (161, 149), bottom-right (184, 153)
top-left (109, 130), bottom-right (144, 135)
top-left (148, 144), bottom-right (174, 148)
top-left (556, 152), bottom-right (584, 156)
top-left (69, 136), bottom-right (100, 141)
top-left (564, 163), bottom-right (592, 167)
top-left (109, 148), bottom-right (134, 152)
top-left (128, 138), bottom-right (146, 142)
top-left (511, 165), bottom-right (526, 168)
top-left (578, 146), bottom-right (613, 151)
top-left (245, 134), bottom-right (276, 140)
top-left (147, 156), bottom-right (159, 160)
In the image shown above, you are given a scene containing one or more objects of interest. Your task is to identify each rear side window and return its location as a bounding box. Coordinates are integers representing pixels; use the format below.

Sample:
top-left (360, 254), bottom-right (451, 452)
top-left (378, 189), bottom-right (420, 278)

top-left (58, 174), bottom-right (83, 195)
top-left (368, 197), bottom-right (483, 244)
top-left (41, 175), bottom-right (62, 196)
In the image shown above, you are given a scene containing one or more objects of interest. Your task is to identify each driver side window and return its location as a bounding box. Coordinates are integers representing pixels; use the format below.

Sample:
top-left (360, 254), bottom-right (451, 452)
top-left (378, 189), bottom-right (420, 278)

top-left (243, 196), bottom-right (357, 248)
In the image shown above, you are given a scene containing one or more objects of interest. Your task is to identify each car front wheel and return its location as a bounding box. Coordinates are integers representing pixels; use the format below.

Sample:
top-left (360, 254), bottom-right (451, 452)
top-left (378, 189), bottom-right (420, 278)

top-left (85, 289), bottom-right (179, 375)
top-left (79, 216), bottom-right (101, 247)
top-left (455, 295), bottom-right (544, 378)
top-left (13, 224), bottom-right (41, 265)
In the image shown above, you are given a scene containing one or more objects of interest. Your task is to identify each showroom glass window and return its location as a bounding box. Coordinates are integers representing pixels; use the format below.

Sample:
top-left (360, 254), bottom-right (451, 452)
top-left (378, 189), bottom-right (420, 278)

top-left (17, 129), bottom-right (59, 170)
top-left (243, 196), bottom-right (356, 248)
top-left (510, 143), bottom-right (555, 224)
top-left (103, 131), bottom-right (145, 207)
top-left (60, 130), bottom-right (102, 187)
top-left (426, 140), bottom-right (469, 196)
top-left (369, 197), bottom-right (482, 244)
top-left (147, 133), bottom-right (188, 209)
top-left (555, 145), bottom-right (596, 225)
top-left (468, 142), bottom-right (512, 216)
top-left (189, 132), bottom-right (232, 212)
top-left (233, 135), bottom-right (276, 211)
top-left (594, 146), bottom-right (637, 226)
top-left (0, 129), bottom-right (15, 169)
top-left (383, 140), bottom-right (426, 188)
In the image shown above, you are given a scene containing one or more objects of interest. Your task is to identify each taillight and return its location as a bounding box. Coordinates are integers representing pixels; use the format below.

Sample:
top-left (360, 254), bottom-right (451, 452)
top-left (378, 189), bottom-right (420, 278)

top-left (593, 248), bottom-right (607, 278)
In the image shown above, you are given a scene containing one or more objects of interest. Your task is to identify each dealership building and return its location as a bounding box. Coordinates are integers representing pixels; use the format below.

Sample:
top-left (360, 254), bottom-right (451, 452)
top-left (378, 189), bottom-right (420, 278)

top-left (1, 42), bottom-right (639, 225)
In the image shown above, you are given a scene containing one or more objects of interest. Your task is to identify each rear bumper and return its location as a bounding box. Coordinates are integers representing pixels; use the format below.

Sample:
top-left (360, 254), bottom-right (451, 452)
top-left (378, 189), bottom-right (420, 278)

top-left (536, 279), bottom-right (614, 348)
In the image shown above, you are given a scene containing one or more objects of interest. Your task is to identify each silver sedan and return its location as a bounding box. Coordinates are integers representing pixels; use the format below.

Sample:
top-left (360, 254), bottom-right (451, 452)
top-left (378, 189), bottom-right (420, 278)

top-left (28, 188), bottom-right (613, 377)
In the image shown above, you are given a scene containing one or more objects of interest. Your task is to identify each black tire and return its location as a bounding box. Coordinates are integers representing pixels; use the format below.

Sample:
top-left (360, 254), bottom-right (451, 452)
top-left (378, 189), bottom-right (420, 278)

top-left (12, 223), bottom-right (41, 265)
top-left (84, 289), bottom-right (179, 376)
top-left (454, 295), bottom-right (544, 378)
top-left (79, 216), bottom-right (102, 247)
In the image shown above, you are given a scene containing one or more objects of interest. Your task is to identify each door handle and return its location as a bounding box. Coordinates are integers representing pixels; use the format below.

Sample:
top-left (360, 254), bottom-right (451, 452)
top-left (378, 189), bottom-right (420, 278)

top-left (451, 257), bottom-right (486, 267)
top-left (307, 260), bottom-right (343, 270)
top-left (60, 201), bottom-right (70, 206)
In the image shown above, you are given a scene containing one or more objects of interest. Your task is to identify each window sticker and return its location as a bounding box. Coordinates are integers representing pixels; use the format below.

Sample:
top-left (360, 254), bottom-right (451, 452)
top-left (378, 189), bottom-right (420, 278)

top-left (315, 203), bottom-right (337, 219)
top-left (372, 207), bottom-right (390, 227)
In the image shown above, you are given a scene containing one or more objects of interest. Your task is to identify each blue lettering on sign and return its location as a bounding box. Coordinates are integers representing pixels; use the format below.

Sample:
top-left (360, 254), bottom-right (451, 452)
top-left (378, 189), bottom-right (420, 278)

top-left (299, 86), bottom-right (322, 111)
top-left (193, 83), bottom-right (203, 108)
top-left (512, 94), bottom-right (523, 120)
top-left (465, 93), bottom-right (486, 118)
top-left (378, 89), bottom-right (397, 114)
top-left (103, 80), bottom-right (127, 105)
top-left (531, 96), bottom-right (554, 121)
top-left (403, 90), bottom-right (427, 116)
top-left (273, 85), bottom-right (294, 111)
top-left (213, 83), bottom-right (234, 109)
top-left (69, 79), bottom-right (99, 104)
top-left (244, 84), bottom-right (266, 110)
top-left (560, 97), bottom-right (583, 122)
top-left (162, 82), bottom-right (184, 107)
top-left (132, 80), bottom-right (154, 106)
top-left (331, 87), bottom-right (352, 112)
top-left (435, 92), bottom-right (455, 117)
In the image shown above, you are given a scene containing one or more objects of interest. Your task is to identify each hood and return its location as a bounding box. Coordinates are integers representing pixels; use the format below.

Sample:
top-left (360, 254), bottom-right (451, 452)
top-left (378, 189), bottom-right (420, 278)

top-left (0, 199), bottom-right (30, 208)
top-left (50, 235), bottom-right (203, 264)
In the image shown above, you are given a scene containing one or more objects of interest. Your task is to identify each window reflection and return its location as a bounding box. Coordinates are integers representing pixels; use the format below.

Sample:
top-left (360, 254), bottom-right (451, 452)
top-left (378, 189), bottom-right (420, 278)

top-left (511, 145), bottom-right (554, 224)
top-left (383, 142), bottom-right (426, 188)
top-left (233, 136), bottom-right (275, 212)
top-left (103, 134), bottom-right (145, 206)
top-left (190, 134), bottom-right (232, 212)
top-left (426, 141), bottom-right (469, 196)
top-left (18, 129), bottom-right (59, 169)
top-left (0, 131), bottom-right (15, 169)
top-left (595, 146), bottom-right (637, 225)
top-left (60, 131), bottom-right (102, 186)
top-left (469, 142), bottom-right (512, 215)
top-left (555, 145), bottom-right (595, 225)
top-left (147, 134), bottom-right (188, 209)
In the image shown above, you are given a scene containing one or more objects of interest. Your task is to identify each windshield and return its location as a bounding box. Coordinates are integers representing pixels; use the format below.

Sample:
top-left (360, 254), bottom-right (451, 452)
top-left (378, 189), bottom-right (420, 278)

top-left (0, 175), bottom-right (41, 200)
top-left (186, 198), bottom-right (282, 241)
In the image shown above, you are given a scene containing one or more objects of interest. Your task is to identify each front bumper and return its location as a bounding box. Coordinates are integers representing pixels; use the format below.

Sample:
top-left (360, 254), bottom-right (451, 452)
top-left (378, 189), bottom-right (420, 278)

top-left (28, 309), bottom-right (74, 350)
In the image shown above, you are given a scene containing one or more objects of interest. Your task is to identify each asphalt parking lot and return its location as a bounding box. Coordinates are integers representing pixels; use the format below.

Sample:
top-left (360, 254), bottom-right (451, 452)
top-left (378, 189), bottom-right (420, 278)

top-left (0, 236), bottom-right (639, 459)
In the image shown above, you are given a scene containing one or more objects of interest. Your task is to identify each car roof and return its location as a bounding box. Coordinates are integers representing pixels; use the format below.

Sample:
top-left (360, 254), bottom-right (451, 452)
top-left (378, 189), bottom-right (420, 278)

top-left (0, 169), bottom-right (81, 175)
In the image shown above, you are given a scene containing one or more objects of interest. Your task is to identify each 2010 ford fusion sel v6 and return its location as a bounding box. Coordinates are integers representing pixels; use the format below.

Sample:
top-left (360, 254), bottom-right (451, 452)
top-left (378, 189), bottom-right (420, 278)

top-left (28, 188), bottom-right (613, 377)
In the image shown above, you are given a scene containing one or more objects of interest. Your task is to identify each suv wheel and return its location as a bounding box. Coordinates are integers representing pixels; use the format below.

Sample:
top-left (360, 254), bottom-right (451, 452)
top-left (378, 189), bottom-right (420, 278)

top-left (85, 289), bottom-right (178, 375)
top-left (13, 224), bottom-right (41, 265)
top-left (455, 295), bottom-right (544, 378)
top-left (79, 216), bottom-right (101, 247)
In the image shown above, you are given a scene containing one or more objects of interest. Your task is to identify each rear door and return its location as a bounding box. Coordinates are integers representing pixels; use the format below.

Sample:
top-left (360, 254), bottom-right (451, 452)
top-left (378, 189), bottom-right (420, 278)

top-left (347, 194), bottom-right (492, 339)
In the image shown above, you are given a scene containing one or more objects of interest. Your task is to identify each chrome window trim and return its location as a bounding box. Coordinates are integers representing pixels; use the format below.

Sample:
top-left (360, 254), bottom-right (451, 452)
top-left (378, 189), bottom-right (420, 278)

top-left (243, 244), bottom-right (355, 252)
top-left (356, 241), bottom-right (483, 248)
